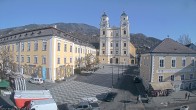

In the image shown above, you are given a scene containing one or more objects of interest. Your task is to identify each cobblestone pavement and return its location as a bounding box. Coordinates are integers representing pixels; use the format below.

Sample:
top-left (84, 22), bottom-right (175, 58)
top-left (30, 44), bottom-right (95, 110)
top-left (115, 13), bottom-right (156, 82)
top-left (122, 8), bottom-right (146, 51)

top-left (144, 88), bottom-right (196, 110)
top-left (50, 64), bottom-right (121, 106)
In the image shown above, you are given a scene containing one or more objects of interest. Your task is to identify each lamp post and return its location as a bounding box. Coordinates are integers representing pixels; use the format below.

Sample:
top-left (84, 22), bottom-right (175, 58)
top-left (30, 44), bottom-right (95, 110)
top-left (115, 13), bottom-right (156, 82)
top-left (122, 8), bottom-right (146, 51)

top-left (118, 60), bottom-right (119, 80)
top-left (112, 57), bottom-right (114, 88)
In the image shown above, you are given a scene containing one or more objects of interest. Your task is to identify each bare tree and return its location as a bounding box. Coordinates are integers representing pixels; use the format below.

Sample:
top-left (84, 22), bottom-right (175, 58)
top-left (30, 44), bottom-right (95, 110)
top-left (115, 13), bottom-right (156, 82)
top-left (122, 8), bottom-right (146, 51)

top-left (0, 46), bottom-right (14, 78)
top-left (178, 34), bottom-right (191, 45)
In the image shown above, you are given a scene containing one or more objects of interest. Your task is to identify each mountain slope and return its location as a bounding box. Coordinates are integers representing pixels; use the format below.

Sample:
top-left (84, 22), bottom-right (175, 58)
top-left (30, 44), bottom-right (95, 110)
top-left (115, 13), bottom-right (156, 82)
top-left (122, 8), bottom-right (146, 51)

top-left (0, 23), bottom-right (161, 51)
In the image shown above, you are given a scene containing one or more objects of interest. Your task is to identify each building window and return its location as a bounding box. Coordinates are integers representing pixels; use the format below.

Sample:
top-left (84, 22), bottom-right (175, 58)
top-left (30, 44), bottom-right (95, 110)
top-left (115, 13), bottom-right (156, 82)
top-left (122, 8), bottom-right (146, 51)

top-left (16, 43), bottom-right (19, 52)
top-left (124, 43), bottom-right (126, 47)
top-left (191, 59), bottom-right (195, 66)
top-left (159, 58), bottom-right (164, 68)
top-left (81, 48), bottom-right (82, 53)
top-left (12, 44), bottom-right (14, 52)
top-left (27, 42), bottom-right (30, 51)
top-left (111, 32), bottom-right (113, 36)
top-left (116, 51), bottom-right (118, 54)
top-left (75, 47), bottom-right (77, 53)
top-left (182, 58), bottom-right (186, 67)
top-left (171, 59), bottom-right (176, 68)
top-left (124, 51), bottom-right (126, 54)
top-left (102, 51), bottom-right (105, 54)
top-left (190, 74), bottom-right (193, 79)
top-left (64, 44), bottom-right (67, 52)
top-left (42, 56), bottom-right (46, 64)
top-left (103, 31), bottom-right (105, 35)
top-left (27, 56), bottom-right (30, 63)
top-left (116, 43), bottom-right (118, 47)
top-left (78, 48), bottom-right (80, 53)
top-left (70, 45), bottom-right (72, 52)
top-left (102, 43), bottom-right (105, 47)
top-left (57, 43), bottom-right (61, 51)
top-left (21, 56), bottom-right (24, 62)
top-left (64, 57), bottom-right (66, 64)
top-left (110, 42), bottom-right (113, 47)
top-left (124, 30), bottom-right (126, 35)
top-left (57, 58), bottom-right (60, 64)
top-left (7, 45), bottom-right (10, 52)
top-left (116, 33), bottom-right (118, 36)
top-left (21, 42), bottom-right (24, 51)
top-left (34, 56), bottom-right (38, 64)
top-left (171, 75), bottom-right (175, 81)
top-left (16, 55), bottom-right (19, 62)
top-left (181, 75), bottom-right (185, 80)
top-left (110, 51), bottom-right (113, 54)
top-left (42, 40), bottom-right (47, 51)
top-left (34, 41), bottom-right (38, 51)
top-left (70, 58), bottom-right (72, 63)
top-left (159, 76), bottom-right (163, 82)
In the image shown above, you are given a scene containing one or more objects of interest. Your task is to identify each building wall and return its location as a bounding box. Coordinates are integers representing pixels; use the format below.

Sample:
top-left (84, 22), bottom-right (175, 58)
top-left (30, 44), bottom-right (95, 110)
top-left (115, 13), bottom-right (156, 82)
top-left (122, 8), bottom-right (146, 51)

top-left (152, 54), bottom-right (196, 83)
top-left (0, 28), bottom-right (97, 82)
top-left (140, 53), bottom-right (196, 90)
top-left (140, 54), bottom-right (152, 89)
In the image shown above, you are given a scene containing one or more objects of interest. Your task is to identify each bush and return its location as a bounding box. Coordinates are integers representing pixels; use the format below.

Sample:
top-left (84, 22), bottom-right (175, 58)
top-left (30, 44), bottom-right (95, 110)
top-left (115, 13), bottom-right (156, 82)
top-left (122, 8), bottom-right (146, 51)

top-left (74, 68), bottom-right (81, 74)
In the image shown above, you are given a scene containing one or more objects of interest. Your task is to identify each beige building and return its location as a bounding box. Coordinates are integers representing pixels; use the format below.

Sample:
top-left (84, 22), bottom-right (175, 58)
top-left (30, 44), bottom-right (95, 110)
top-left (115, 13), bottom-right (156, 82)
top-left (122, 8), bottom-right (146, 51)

top-left (0, 27), bottom-right (96, 82)
top-left (140, 38), bottom-right (196, 96)
top-left (99, 12), bottom-right (136, 65)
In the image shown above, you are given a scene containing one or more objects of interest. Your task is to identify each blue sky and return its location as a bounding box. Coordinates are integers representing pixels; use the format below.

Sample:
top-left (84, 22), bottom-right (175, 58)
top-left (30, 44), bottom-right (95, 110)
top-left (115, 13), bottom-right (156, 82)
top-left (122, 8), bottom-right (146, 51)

top-left (0, 0), bottom-right (196, 42)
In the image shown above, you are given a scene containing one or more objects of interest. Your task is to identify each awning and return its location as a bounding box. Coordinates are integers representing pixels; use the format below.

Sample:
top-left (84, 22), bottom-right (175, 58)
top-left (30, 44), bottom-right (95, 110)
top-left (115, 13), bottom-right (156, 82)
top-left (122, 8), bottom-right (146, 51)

top-left (0, 80), bottom-right (10, 88)
top-left (150, 82), bottom-right (173, 90)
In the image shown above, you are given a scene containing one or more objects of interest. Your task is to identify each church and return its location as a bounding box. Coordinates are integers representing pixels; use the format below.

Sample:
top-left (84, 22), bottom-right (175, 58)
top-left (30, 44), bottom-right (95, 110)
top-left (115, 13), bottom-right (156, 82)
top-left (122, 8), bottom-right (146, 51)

top-left (99, 12), bottom-right (136, 65)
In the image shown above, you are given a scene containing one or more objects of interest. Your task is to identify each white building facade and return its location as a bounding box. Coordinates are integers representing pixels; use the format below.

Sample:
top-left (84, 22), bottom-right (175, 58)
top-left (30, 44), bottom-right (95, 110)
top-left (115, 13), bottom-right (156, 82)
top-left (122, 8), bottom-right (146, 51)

top-left (99, 12), bottom-right (136, 65)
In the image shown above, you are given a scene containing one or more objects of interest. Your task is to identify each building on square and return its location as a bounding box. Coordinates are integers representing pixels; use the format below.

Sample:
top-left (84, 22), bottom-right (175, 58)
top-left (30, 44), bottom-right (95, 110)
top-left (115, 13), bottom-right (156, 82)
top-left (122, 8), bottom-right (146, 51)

top-left (99, 12), bottom-right (136, 65)
top-left (0, 26), bottom-right (96, 82)
top-left (140, 38), bottom-right (196, 96)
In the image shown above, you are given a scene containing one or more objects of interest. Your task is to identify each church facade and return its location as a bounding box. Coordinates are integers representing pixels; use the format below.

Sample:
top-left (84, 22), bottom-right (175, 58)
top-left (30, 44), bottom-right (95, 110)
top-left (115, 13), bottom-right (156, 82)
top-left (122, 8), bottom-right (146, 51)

top-left (99, 12), bottom-right (136, 65)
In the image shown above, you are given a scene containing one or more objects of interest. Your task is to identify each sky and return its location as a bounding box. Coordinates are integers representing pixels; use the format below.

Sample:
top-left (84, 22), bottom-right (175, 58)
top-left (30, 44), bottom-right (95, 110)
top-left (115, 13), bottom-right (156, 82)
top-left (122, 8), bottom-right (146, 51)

top-left (0, 0), bottom-right (196, 43)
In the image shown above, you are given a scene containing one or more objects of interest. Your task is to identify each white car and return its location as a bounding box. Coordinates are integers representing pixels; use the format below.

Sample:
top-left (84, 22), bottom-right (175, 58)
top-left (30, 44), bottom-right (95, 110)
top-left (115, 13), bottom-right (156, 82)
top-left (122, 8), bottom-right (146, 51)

top-left (81, 97), bottom-right (98, 103)
top-left (29, 78), bottom-right (43, 84)
top-left (180, 105), bottom-right (189, 110)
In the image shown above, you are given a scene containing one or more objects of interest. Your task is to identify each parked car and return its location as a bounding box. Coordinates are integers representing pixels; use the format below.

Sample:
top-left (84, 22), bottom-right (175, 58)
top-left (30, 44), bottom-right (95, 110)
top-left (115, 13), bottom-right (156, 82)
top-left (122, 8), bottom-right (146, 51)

top-left (180, 105), bottom-right (189, 110)
top-left (103, 92), bottom-right (117, 102)
top-left (29, 78), bottom-right (43, 84)
top-left (74, 101), bottom-right (100, 110)
top-left (133, 76), bottom-right (141, 83)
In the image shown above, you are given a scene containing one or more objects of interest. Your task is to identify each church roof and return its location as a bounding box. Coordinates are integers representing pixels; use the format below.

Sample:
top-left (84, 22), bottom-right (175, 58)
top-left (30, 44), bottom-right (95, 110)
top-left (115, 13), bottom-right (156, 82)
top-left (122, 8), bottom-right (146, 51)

top-left (102, 12), bottom-right (107, 17)
top-left (121, 11), bottom-right (127, 16)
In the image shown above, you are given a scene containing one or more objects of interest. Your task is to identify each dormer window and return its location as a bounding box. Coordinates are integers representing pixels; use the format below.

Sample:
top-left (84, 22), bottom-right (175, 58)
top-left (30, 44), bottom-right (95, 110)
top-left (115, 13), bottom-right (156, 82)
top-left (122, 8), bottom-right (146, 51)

top-left (25, 33), bottom-right (28, 36)
top-left (31, 32), bottom-right (34, 35)
top-left (37, 31), bottom-right (41, 34)
top-left (14, 36), bottom-right (16, 38)
top-left (10, 36), bottom-right (12, 39)
top-left (19, 34), bottom-right (21, 37)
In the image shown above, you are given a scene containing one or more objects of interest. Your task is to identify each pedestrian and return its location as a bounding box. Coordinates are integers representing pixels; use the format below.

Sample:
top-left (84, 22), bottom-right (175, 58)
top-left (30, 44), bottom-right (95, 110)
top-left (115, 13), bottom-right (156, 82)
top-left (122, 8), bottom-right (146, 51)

top-left (136, 96), bottom-right (139, 104)
top-left (103, 66), bottom-right (104, 69)
top-left (188, 93), bottom-right (190, 100)
top-left (185, 92), bottom-right (187, 99)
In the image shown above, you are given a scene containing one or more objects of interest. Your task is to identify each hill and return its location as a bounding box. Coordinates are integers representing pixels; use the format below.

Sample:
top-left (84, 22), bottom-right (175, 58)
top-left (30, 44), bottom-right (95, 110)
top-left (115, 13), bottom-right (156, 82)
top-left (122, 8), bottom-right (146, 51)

top-left (0, 23), bottom-right (161, 51)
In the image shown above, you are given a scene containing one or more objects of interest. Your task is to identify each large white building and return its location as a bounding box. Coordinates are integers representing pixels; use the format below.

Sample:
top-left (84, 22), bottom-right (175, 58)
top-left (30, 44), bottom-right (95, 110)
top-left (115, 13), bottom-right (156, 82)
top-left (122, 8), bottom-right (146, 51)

top-left (99, 12), bottom-right (136, 65)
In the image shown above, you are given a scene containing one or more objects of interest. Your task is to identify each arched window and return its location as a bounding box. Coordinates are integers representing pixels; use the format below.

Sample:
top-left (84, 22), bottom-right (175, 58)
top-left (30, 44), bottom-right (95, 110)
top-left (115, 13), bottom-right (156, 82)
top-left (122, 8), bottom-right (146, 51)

top-left (124, 30), bottom-right (126, 35)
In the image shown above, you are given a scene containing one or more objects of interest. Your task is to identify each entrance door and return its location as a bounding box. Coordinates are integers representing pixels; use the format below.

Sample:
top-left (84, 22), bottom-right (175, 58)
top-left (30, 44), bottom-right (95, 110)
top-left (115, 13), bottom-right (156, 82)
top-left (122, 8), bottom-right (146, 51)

top-left (116, 58), bottom-right (118, 64)
top-left (110, 58), bottom-right (113, 64)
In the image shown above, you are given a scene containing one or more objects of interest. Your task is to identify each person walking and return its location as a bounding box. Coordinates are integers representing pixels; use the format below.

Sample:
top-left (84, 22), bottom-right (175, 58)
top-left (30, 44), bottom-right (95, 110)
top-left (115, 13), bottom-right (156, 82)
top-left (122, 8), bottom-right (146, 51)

top-left (185, 92), bottom-right (188, 99)
top-left (187, 93), bottom-right (190, 101)
top-left (136, 96), bottom-right (139, 104)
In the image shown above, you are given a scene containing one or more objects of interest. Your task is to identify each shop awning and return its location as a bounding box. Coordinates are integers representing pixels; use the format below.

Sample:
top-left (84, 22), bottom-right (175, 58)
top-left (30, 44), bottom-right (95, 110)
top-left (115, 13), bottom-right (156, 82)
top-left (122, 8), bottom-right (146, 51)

top-left (0, 80), bottom-right (10, 88)
top-left (150, 82), bottom-right (173, 90)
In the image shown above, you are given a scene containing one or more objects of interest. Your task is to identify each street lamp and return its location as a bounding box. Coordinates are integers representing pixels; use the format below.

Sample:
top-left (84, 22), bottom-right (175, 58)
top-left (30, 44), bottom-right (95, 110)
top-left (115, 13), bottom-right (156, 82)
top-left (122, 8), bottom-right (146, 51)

top-left (112, 57), bottom-right (114, 88)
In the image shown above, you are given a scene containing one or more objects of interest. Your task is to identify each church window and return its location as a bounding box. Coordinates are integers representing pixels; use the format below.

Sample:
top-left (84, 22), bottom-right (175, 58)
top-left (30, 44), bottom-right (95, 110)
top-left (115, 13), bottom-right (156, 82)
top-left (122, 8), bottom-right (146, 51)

top-left (124, 30), bottom-right (126, 35)
top-left (103, 31), bottom-right (105, 35)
